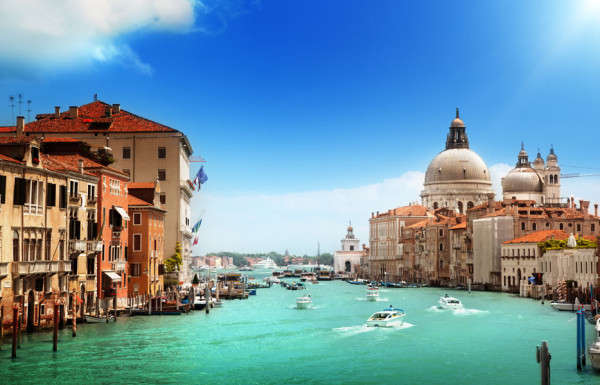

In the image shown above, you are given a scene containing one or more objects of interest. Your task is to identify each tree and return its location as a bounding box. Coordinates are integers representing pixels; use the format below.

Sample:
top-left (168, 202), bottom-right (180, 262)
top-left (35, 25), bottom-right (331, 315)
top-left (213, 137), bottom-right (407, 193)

top-left (165, 242), bottom-right (183, 272)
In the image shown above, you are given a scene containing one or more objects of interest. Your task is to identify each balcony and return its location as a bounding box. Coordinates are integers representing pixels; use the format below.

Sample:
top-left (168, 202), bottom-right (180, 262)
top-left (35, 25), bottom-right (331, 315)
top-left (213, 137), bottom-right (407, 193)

top-left (69, 193), bottom-right (82, 205)
top-left (0, 262), bottom-right (8, 278)
top-left (11, 260), bottom-right (70, 275)
top-left (69, 240), bottom-right (86, 254)
top-left (87, 196), bottom-right (97, 205)
top-left (112, 260), bottom-right (126, 273)
top-left (87, 240), bottom-right (103, 253)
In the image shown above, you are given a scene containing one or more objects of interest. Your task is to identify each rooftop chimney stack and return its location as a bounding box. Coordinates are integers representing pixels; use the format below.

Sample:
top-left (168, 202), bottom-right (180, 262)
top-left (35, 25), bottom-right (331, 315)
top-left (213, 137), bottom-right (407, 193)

top-left (69, 106), bottom-right (78, 119)
top-left (105, 105), bottom-right (112, 117)
top-left (78, 159), bottom-right (84, 174)
top-left (595, 203), bottom-right (598, 217)
top-left (112, 104), bottom-right (120, 114)
top-left (54, 106), bottom-right (60, 118)
top-left (16, 116), bottom-right (24, 137)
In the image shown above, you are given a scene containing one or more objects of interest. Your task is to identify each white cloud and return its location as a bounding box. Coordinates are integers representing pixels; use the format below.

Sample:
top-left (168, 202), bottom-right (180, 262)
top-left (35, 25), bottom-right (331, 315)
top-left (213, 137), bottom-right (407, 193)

top-left (489, 163), bottom-right (512, 198)
top-left (0, 0), bottom-right (198, 76)
top-left (192, 171), bottom-right (425, 256)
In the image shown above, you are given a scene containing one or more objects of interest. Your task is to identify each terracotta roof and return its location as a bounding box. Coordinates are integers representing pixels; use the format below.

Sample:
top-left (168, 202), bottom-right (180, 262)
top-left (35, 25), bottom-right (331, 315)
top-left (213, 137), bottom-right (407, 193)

top-left (0, 126), bottom-right (14, 133)
top-left (19, 101), bottom-right (179, 134)
top-left (0, 153), bottom-right (23, 164)
top-left (44, 154), bottom-right (128, 178)
top-left (405, 219), bottom-right (432, 229)
top-left (451, 222), bottom-right (467, 230)
top-left (128, 195), bottom-right (152, 206)
top-left (42, 137), bottom-right (82, 143)
top-left (376, 205), bottom-right (430, 218)
top-left (0, 136), bottom-right (35, 144)
top-left (503, 230), bottom-right (569, 244)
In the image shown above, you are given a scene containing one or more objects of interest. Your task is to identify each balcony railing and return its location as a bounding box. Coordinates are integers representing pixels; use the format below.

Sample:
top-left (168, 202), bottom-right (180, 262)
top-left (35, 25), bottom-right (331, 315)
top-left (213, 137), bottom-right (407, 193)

top-left (69, 240), bottom-right (86, 254)
top-left (86, 240), bottom-right (103, 253)
top-left (112, 260), bottom-right (126, 273)
top-left (11, 260), bottom-right (70, 275)
top-left (0, 262), bottom-right (9, 277)
top-left (69, 194), bottom-right (82, 205)
top-left (87, 196), bottom-right (97, 205)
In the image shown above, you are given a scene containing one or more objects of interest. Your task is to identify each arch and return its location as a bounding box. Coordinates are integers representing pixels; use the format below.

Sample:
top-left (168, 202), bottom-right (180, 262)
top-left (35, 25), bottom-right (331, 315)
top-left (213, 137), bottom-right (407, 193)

top-left (458, 201), bottom-right (464, 214)
top-left (517, 268), bottom-right (521, 284)
top-left (554, 174), bottom-right (558, 183)
top-left (433, 202), bottom-right (439, 210)
top-left (439, 243), bottom-right (444, 251)
top-left (13, 231), bottom-right (19, 262)
top-left (27, 290), bottom-right (35, 332)
top-left (344, 261), bottom-right (351, 273)
top-left (439, 257), bottom-right (444, 270)
top-left (549, 174), bottom-right (554, 183)
top-left (467, 201), bottom-right (474, 210)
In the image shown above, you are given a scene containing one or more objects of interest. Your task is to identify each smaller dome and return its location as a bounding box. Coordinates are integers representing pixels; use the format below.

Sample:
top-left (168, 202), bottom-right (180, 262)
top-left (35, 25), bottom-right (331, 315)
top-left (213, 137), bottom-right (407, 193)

top-left (546, 147), bottom-right (557, 162)
top-left (502, 167), bottom-right (544, 193)
top-left (533, 150), bottom-right (544, 165)
top-left (347, 225), bottom-right (353, 233)
top-left (450, 107), bottom-right (465, 127)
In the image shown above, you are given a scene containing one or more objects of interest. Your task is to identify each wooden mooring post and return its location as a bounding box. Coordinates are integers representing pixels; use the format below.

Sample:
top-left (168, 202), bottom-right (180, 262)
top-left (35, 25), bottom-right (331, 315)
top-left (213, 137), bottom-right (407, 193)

top-left (148, 293), bottom-right (152, 315)
top-left (11, 306), bottom-right (18, 358)
top-left (113, 297), bottom-right (117, 322)
top-left (205, 287), bottom-right (210, 314)
top-left (72, 293), bottom-right (77, 337)
top-left (536, 340), bottom-right (551, 385)
top-left (0, 306), bottom-right (3, 351)
top-left (52, 302), bottom-right (59, 352)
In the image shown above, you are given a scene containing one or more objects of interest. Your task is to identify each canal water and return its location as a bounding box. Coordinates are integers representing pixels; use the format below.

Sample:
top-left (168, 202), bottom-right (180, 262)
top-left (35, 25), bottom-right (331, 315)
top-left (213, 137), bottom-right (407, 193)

top-left (0, 273), bottom-right (598, 384)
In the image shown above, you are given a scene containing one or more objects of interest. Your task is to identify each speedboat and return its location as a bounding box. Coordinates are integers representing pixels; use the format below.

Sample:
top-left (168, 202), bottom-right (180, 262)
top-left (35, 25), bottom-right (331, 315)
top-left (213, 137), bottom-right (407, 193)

top-left (550, 297), bottom-right (592, 311)
top-left (296, 295), bottom-right (312, 309)
top-left (438, 295), bottom-right (463, 309)
top-left (366, 287), bottom-right (379, 301)
top-left (366, 307), bottom-right (405, 327)
top-left (589, 319), bottom-right (600, 371)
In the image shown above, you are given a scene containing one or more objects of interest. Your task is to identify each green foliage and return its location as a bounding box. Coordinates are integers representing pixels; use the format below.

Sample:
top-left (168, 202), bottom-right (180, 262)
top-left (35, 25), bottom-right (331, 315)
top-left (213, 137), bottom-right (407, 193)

top-left (538, 237), bottom-right (597, 253)
top-left (165, 242), bottom-right (183, 272)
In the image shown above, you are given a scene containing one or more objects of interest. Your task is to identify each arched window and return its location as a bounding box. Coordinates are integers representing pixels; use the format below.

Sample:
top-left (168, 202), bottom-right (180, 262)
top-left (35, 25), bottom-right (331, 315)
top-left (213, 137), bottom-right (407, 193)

top-left (458, 201), bottom-right (463, 214)
top-left (439, 243), bottom-right (444, 251)
top-left (433, 202), bottom-right (439, 210)
top-left (550, 174), bottom-right (554, 183)
top-left (554, 174), bottom-right (558, 183)
top-left (345, 261), bottom-right (351, 273)
top-left (467, 201), bottom-right (474, 210)
top-left (13, 231), bottom-right (19, 262)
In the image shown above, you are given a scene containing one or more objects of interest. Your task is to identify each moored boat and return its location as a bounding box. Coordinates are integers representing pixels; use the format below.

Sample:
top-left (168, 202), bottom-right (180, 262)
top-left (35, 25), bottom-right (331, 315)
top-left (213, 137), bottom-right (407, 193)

top-left (85, 314), bottom-right (114, 323)
top-left (550, 297), bottom-right (592, 311)
top-left (589, 319), bottom-right (600, 371)
top-left (296, 294), bottom-right (312, 309)
top-left (438, 295), bottom-right (463, 309)
top-left (366, 306), bottom-right (405, 327)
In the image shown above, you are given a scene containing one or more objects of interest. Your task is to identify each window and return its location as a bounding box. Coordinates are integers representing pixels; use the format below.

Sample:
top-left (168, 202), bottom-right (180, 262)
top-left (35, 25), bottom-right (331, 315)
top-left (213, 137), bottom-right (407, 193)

top-left (31, 147), bottom-right (40, 164)
top-left (123, 147), bottom-right (131, 159)
top-left (110, 179), bottom-right (121, 195)
top-left (439, 229), bottom-right (443, 237)
top-left (59, 185), bottom-right (67, 208)
top-left (159, 193), bottom-right (166, 205)
top-left (521, 222), bottom-right (525, 231)
top-left (593, 224), bottom-right (596, 232)
top-left (532, 223), bottom-right (537, 231)
top-left (88, 184), bottom-right (96, 200)
top-left (133, 213), bottom-right (142, 225)
top-left (559, 223), bottom-right (564, 230)
top-left (87, 210), bottom-right (97, 240)
top-left (158, 169), bottom-right (166, 181)
top-left (0, 174), bottom-right (6, 204)
top-left (158, 147), bottom-right (166, 159)
top-left (87, 257), bottom-right (95, 275)
top-left (577, 224), bottom-right (581, 232)
top-left (45, 232), bottom-right (51, 261)
top-left (131, 263), bottom-right (142, 277)
top-left (69, 180), bottom-right (79, 197)
top-left (133, 234), bottom-right (142, 251)
top-left (46, 183), bottom-right (56, 206)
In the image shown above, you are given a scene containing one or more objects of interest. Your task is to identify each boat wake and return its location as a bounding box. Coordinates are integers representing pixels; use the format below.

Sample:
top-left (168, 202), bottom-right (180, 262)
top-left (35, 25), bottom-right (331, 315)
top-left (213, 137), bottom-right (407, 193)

top-left (452, 308), bottom-right (489, 316)
top-left (427, 306), bottom-right (446, 312)
top-left (334, 322), bottom-right (414, 336)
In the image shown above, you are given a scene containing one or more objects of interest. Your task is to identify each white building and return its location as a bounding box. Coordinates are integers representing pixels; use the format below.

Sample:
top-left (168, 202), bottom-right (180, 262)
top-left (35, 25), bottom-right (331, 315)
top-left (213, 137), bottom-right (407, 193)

top-left (334, 224), bottom-right (365, 275)
top-left (539, 245), bottom-right (598, 289)
top-left (473, 216), bottom-right (514, 286)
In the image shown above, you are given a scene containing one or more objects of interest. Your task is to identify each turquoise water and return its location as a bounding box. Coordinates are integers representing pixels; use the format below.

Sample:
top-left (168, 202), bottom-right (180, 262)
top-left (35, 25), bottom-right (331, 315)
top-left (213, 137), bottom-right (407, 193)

top-left (0, 274), bottom-right (598, 384)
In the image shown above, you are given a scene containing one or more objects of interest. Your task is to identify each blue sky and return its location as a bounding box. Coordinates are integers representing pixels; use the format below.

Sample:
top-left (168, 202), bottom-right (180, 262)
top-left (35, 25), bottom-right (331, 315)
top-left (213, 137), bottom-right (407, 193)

top-left (2, 1), bottom-right (600, 256)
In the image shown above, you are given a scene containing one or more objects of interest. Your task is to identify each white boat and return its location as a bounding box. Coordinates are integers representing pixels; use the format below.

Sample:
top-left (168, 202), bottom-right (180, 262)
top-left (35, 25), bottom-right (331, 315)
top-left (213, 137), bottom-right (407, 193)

top-left (86, 314), bottom-right (114, 323)
top-left (438, 295), bottom-right (463, 309)
top-left (589, 319), bottom-right (600, 371)
top-left (366, 287), bottom-right (379, 301)
top-left (265, 276), bottom-right (281, 284)
top-left (550, 297), bottom-right (592, 311)
top-left (296, 295), bottom-right (312, 309)
top-left (366, 307), bottom-right (405, 327)
top-left (253, 257), bottom-right (278, 269)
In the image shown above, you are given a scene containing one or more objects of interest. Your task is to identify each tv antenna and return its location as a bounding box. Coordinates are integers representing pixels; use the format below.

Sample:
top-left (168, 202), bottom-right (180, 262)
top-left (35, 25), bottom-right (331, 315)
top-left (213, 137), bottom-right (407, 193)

top-left (27, 100), bottom-right (32, 122)
top-left (17, 93), bottom-right (23, 116)
top-left (9, 95), bottom-right (15, 123)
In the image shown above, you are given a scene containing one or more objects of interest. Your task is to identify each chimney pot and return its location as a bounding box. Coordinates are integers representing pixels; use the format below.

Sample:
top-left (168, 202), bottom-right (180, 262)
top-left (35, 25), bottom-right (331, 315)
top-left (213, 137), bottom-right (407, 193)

top-left (54, 106), bottom-right (60, 118)
top-left (78, 159), bottom-right (84, 173)
top-left (69, 106), bottom-right (78, 119)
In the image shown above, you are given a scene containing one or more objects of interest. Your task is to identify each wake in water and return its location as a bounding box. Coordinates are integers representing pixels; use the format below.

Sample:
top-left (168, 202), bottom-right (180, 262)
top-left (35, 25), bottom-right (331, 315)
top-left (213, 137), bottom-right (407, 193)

top-left (333, 322), bottom-right (414, 336)
top-left (426, 305), bottom-right (488, 316)
top-left (355, 297), bottom-right (388, 302)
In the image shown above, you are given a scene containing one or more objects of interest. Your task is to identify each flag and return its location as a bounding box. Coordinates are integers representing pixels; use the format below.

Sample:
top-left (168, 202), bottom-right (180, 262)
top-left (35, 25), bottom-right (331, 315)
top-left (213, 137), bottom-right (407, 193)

top-left (192, 219), bottom-right (202, 233)
top-left (193, 236), bottom-right (198, 245)
top-left (198, 165), bottom-right (208, 184)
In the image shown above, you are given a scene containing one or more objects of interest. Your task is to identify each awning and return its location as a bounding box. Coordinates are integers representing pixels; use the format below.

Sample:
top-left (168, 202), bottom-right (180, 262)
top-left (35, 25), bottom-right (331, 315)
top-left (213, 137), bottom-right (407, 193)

top-left (103, 270), bottom-right (122, 282)
top-left (113, 206), bottom-right (130, 221)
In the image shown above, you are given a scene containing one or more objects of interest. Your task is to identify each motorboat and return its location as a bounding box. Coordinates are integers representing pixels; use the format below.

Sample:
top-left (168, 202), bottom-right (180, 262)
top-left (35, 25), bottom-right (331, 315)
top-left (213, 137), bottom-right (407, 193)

top-left (85, 314), bottom-right (114, 323)
top-left (589, 319), bottom-right (600, 371)
top-left (366, 287), bottom-right (379, 302)
top-left (550, 297), bottom-right (592, 311)
top-left (438, 295), bottom-right (463, 309)
top-left (296, 295), bottom-right (312, 309)
top-left (366, 307), bottom-right (405, 327)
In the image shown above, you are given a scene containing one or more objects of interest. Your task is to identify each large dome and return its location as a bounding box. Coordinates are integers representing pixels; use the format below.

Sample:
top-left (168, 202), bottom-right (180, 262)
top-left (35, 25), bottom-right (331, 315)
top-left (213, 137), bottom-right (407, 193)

top-left (502, 167), bottom-right (543, 193)
top-left (424, 148), bottom-right (491, 185)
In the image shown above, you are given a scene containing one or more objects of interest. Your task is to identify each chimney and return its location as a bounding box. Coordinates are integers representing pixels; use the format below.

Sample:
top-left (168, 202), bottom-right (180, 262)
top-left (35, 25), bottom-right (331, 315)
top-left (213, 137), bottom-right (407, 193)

top-left (595, 203), bottom-right (598, 217)
top-left (112, 104), bottom-right (120, 114)
top-left (54, 106), bottom-right (60, 118)
top-left (78, 159), bottom-right (84, 174)
top-left (105, 105), bottom-right (112, 117)
top-left (16, 116), bottom-right (25, 137)
top-left (580, 200), bottom-right (590, 218)
top-left (69, 106), bottom-right (78, 119)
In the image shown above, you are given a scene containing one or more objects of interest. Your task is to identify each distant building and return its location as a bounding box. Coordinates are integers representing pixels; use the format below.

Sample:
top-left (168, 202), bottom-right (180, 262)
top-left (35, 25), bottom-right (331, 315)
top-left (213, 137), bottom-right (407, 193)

top-left (333, 224), bottom-right (367, 276)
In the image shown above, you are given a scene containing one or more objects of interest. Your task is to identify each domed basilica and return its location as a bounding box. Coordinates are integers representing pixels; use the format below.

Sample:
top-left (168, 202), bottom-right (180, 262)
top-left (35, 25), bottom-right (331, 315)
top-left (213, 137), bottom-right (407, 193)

top-left (421, 109), bottom-right (494, 213)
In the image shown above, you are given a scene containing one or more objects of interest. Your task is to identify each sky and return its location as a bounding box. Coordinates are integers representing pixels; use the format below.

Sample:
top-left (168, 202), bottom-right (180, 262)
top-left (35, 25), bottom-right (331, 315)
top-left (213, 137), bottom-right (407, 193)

top-left (2, 0), bottom-right (600, 256)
